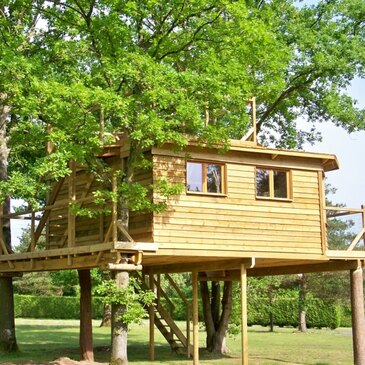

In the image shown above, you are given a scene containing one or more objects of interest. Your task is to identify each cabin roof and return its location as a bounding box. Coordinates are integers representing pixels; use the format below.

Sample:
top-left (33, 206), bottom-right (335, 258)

top-left (101, 135), bottom-right (339, 172)
top-left (228, 139), bottom-right (339, 172)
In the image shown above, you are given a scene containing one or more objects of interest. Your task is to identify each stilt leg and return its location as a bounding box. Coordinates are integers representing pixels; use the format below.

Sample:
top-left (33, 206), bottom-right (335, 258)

top-left (149, 271), bottom-right (155, 361)
top-left (350, 263), bottom-right (365, 365)
top-left (241, 264), bottom-right (248, 365)
top-left (193, 271), bottom-right (199, 365)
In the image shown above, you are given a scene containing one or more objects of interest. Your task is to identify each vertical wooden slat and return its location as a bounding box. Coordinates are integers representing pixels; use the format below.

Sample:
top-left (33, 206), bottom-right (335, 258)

top-left (112, 175), bottom-right (118, 244)
top-left (0, 205), bottom-right (3, 255)
top-left (149, 271), bottom-right (155, 361)
top-left (192, 271), bottom-right (199, 365)
top-left (269, 170), bottom-right (274, 199)
top-left (99, 214), bottom-right (104, 243)
top-left (68, 160), bottom-right (76, 247)
top-left (318, 171), bottom-right (327, 254)
top-left (361, 205), bottom-right (365, 250)
top-left (251, 97), bottom-right (257, 143)
top-left (30, 211), bottom-right (35, 252)
top-left (241, 264), bottom-right (248, 365)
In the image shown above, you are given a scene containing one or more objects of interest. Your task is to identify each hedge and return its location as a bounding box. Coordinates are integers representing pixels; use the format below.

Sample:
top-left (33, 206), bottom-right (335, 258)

top-left (172, 292), bottom-right (346, 329)
top-left (14, 294), bottom-right (104, 319)
top-left (14, 294), bottom-right (350, 329)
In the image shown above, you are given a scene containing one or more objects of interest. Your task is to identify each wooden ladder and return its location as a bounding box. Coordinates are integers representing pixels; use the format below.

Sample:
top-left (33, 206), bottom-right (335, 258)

top-left (136, 272), bottom-right (192, 356)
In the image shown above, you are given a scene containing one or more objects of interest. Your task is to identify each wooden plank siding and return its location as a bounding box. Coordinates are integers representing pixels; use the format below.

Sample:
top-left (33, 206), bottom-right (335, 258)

top-left (47, 157), bottom-right (154, 249)
top-left (152, 152), bottom-right (324, 257)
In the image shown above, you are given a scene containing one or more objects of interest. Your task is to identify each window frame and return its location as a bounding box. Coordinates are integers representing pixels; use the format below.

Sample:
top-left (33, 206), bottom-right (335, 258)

top-left (186, 160), bottom-right (227, 196)
top-left (255, 167), bottom-right (292, 201)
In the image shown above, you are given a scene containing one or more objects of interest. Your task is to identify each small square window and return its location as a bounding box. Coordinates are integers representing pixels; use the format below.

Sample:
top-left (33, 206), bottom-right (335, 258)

top-left (187, 162), bottom-right (225, 194)
top-left (256, 168), bottom-right (291, 200)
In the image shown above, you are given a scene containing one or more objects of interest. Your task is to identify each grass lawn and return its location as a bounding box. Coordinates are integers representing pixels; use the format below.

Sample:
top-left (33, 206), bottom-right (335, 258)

top-left (0, 319), bottom-right (353, 365)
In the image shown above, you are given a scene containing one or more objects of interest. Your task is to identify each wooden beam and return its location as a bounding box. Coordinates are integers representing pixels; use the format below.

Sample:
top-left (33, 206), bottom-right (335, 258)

top-left (150, 258), bottom-right (255, 274)
top-left (32, 178), bottom-right (65, 249)
top-left (198, 260), bottom-right (363, 281)
top-left (347, 228), bottom-right (365, 251)
top-left (192, 271), bottom-right (199, 365)
top-left (107, 263), bottom-right (142, 271)
top-left (117, 222), bottom-right (134, 243)
top-left (0, 242), bottom-right (114, 262)
top-left (326, 251), bottom-right (365, 259)
top-left (0, 253), bottom-right (111, 273)
top-left (247, 260), bottom-right (361, 277)
top-left (240, 264), bottom-right (248, 365)
top-left (114, 241), bottom-right (158, 252)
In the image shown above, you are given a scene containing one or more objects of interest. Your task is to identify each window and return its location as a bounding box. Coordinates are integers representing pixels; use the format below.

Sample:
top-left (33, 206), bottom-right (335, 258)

top-left (187, 162), bottom-right (225, 194)
top-left (256, 168), bottom-right (291, 200)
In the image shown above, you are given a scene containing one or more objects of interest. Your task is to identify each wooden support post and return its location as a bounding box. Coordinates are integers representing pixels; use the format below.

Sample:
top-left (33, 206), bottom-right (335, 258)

top-left (192, 271), bottom-right (199, 365)
top-left (361, 205), bottom-right (365, 246)
top-left (240, 264), bottom-right (248, 365)
top-left (251, 97), bottom-right (257, 143)
top-left (350, 263), bottom-right (365, 365)
top-left (30, 211), bottom-right (35, 252)
top-left (112, 176), bottom-right (118, 244)
top-left (318, 171), bottom-right (327, 254)
top-left (78, 269), bottom-right (94, 362)
top-left (149, 271), bottom-right (155, 361)
top-left (68, 160), bottom-right (76, 247)
top-left (187, 305), bottom-right (191, 359)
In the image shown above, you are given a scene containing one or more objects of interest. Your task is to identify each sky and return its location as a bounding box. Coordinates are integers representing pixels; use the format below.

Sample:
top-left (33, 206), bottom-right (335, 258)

top-left (303, 78), bottom-right (365, 209)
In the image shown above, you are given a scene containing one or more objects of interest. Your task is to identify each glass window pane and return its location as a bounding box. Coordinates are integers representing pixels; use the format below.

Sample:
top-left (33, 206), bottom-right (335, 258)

top-left (274, 171), bottom-right (288, 198)
top-left (256, 169), bottom-right (270, 197)
top-left (187, 162), bottom-right (203, 192)
top-left (206, 164), bottom-right (222, 193)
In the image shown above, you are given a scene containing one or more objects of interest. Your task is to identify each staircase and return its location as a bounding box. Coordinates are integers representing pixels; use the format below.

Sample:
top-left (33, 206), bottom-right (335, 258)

top-left (136, 272), bottom-right (193, 356)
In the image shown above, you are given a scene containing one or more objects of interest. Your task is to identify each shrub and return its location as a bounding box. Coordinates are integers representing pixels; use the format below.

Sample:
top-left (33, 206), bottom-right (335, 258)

top-left (246, 291), bottom-right (342, 329)
top-left (14, 294), bottom-right (104, 319)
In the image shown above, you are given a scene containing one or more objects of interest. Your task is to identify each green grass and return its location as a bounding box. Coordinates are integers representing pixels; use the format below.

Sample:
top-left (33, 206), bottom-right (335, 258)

top-left (0, 319), bottom-right (353, 365)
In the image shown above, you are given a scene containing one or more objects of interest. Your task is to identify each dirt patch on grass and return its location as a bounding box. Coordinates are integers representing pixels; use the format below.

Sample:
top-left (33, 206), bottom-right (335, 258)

top-left (3, 357), bottom-right (108, 365)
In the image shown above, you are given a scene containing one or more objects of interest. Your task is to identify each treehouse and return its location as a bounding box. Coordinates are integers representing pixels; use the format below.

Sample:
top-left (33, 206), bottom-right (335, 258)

top-left (1, 133), bottom-right (365, 364)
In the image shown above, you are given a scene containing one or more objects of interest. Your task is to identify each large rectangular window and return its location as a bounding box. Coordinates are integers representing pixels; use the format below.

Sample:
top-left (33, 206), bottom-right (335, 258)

top-left (256, 168), bottom-right (291, 200)
top-left (187, 162), bottom-right (226, 194)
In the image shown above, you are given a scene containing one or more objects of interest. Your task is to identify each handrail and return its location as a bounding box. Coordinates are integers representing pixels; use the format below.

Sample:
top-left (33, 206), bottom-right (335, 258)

top-left (165, 273), bottom-right (192, 357)
top-left (0, 196), bottom-right (98, 219)
top-left (325, 205), bottom-right (365, 252)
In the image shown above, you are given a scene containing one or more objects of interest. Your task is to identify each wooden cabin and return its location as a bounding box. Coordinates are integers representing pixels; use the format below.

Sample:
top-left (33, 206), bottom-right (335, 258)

top-left (2, 134), bottom-right (364, 275)
top-left (1, 135), bottom-right (365, 364)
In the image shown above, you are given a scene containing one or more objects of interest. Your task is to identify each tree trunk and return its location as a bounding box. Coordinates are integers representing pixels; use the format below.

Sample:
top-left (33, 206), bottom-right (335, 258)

top-left (111, 270), bottom-right (129, 365)
top-left (78, 269), bottom-right (94, 361)
top-left (298, 273), bottom-right (307, 332)
top-left (100, 304), bottom-right (112, 327)
top-left (0, 101), bottom-right (17, 353)
top-left (200, 280), bottom-right (232, 353)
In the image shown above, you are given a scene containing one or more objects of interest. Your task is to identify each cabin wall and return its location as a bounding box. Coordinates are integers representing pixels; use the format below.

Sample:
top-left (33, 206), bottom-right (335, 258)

top-left (46, 157), bottom-right (153, 250)
top-left (152, 152), bottom-right (324, 256)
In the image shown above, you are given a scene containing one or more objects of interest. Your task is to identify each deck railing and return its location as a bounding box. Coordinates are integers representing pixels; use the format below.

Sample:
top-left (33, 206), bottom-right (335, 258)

top-left (325, 205), bottom-right (365, 256)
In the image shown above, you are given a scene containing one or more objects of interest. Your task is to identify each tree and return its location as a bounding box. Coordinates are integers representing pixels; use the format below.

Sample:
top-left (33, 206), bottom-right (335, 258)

top-left (1, 0), bottom-right (365, 359)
